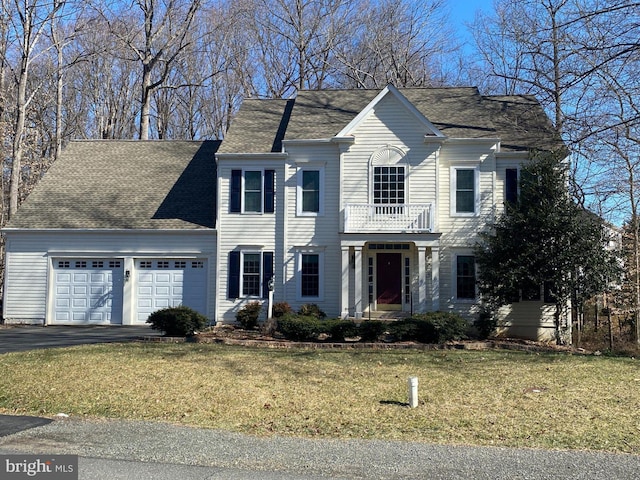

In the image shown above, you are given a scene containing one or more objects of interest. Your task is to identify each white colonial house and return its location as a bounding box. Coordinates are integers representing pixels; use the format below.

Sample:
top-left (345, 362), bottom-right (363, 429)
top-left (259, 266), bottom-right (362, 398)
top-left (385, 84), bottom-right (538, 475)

top-left (2, 85), bottom-right (566, 341)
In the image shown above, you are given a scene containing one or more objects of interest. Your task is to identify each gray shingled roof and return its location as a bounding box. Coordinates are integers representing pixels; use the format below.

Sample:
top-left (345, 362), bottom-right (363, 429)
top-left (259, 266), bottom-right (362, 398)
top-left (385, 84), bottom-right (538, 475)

top-left (8, 140), bottom-right (219, 230)
top-left (219, 87), bottom-right (561, 154)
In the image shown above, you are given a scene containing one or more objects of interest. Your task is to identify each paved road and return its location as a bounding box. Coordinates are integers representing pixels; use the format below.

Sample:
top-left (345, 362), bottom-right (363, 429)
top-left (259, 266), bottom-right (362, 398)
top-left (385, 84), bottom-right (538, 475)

top-left (1, 326), bottom-right (639, 479)
top-left (0, 325), bottom-right (160, 354)
top-left (1, 417), bottom-right (639, 479)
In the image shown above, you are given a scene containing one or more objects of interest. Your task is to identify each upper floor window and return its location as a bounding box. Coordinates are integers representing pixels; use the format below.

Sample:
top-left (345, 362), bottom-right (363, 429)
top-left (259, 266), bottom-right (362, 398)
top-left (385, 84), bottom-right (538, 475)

top-left (370, 145), bottom-right (408, 206)
top-left (451, 166), bottom-right (479, 216)
top-left (230, 169), bottom-right (275, 214)
top-left (505, 168), bottom-right (518, 205)
top-left (297, 167), bottom-right (324, 215)
top-left (373, 166), bottom-right (405, 205)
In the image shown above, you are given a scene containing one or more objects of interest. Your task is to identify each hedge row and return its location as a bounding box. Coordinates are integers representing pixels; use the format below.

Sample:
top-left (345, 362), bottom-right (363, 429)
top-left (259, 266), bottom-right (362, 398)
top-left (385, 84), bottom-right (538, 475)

top-left (276, 311), bottom-right (468, 344)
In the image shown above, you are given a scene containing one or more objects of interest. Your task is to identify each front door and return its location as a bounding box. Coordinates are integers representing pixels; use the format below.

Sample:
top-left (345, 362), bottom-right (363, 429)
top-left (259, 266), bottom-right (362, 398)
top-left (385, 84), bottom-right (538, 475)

top-left (376, 253), bottom-right (402, 310)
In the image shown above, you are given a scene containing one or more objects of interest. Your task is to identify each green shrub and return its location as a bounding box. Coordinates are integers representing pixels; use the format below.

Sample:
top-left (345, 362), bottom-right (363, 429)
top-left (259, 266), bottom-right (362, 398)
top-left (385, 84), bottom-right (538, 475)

top-left (298, 303), bottom-right (326, 319)
top-left (236, 301), bottom-right (263, 329)
top-left (416, 312), bottom-right (469, 343)
top-left (389, 312), bottom-right (469, 344)
top-left (272, 302), bottom-right (293, 318)
top-left (474, 309), bottom-right (497, 339)
top-left (388, 318), bottom-right (424, 342)
top-left (146, 306), bottom-right (207, 337)
top-left (277, 314), bottom-right (328, 341)
top-left (327, 319), bottom-right (359, 342)
top-left (358, 320), bottom-right (386, 342)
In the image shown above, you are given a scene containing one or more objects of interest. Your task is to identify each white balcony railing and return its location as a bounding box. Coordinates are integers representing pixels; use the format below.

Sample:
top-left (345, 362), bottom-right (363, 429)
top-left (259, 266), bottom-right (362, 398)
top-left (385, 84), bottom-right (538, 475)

top-left (344, 203), bottom-right (434, 233)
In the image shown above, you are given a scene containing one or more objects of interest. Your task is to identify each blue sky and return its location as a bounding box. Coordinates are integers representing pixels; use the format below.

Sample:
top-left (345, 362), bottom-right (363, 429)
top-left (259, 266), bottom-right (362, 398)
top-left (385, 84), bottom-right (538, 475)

top-left (447, 0), bottom-right (494, 49)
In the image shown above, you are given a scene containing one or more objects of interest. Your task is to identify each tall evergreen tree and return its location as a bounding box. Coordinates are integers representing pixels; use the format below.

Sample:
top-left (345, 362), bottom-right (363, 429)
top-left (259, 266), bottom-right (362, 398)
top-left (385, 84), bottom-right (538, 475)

top-left (475, 150), bottom-right (620, 344)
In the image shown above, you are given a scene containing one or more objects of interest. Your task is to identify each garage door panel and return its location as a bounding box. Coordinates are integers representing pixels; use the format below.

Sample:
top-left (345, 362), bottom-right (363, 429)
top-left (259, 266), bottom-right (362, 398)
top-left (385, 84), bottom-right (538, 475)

top-left (52, 258), bottom-right (123, 325)
top-left (56, 298), bottom-right (70, 308)
top-left (138, 299), bottom-right (152, 308)
top-left (57, 286), bottom-right (70, 295)
top-left (139, 273), bottom-right (154, 283)
top-left (73, 273), bottom-right (88, 282)
top-left (155, 299), bottom-right (170, 309)
top-left (135, 259), bottom-right (207, 323)
top-left (154, 273), bottom-right (171, 283)
top-left (57, 273), bottom-right (71, 283)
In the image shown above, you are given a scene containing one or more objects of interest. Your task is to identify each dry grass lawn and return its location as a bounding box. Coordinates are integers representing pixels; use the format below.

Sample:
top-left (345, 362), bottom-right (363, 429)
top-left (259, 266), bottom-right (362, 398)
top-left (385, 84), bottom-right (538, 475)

top-left (0, 343), bottom-right (638, 453)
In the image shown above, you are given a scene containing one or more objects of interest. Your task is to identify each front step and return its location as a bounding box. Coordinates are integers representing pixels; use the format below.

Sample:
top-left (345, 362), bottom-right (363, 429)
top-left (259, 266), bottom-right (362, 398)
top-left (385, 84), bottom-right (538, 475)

top-left (353, 311), bottom-right (412, 321)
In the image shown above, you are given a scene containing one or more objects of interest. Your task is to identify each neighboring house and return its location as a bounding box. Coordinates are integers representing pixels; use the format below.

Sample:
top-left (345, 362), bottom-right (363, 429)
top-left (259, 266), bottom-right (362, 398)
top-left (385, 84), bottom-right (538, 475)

top-left (2, 85), bottom-right (566, 341)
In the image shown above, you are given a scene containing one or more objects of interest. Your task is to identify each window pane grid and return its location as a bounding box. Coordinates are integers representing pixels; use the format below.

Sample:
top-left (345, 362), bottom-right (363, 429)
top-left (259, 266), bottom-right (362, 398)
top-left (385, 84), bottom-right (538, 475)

top-left (455, 169), bottom-right (475, 213)
top-left (300, 169), bottom-right (321, 213)
top-left (456, 255), bottom-right (476, 299)
top-left (301, 254), bottom-right (319, 297)
top-left (374, 166), bottom-right (405, 204)
top-left (244, 171), bottom-right (262, 212)
top-left (242, 253), bottom-right (261, 296)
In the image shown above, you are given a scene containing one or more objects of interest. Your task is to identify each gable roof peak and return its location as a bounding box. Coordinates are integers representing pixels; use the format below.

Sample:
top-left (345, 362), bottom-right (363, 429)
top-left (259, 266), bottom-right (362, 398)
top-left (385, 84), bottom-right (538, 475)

top-left (335, 84), bottom-right (445, 138)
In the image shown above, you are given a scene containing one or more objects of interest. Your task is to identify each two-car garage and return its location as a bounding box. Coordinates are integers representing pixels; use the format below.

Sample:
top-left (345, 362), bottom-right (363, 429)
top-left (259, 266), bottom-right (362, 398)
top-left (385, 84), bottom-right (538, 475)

top-left (51, 257), bottom-right (208, 325)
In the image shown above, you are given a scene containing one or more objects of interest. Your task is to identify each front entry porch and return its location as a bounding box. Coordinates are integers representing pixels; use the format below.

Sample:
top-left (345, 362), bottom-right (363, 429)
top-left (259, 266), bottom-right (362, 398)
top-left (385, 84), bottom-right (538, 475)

top-left (340, 237), bottom-right (440, 319)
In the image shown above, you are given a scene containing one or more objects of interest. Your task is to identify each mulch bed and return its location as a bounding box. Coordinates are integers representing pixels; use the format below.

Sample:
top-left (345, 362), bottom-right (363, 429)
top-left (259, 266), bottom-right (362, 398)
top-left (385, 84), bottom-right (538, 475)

top-left (142, 325), bottom-right (578, 354)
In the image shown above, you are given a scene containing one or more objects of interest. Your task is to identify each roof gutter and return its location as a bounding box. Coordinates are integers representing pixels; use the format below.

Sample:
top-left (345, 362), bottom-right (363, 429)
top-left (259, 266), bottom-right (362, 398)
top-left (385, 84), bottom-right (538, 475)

top-left (1, 228), bottom-right (217, 234)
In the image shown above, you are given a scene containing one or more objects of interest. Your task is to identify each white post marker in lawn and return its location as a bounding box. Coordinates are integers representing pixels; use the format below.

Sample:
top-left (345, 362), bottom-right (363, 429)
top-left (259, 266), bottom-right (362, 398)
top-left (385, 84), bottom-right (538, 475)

top-left (267, 277), bottom-right (274, 319)
top-left (408, 376), bottom-right (419, 408)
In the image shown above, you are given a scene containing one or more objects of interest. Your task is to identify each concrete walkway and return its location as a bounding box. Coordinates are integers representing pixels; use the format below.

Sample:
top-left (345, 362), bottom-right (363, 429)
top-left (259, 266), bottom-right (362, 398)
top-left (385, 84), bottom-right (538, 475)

top-left (0, 325), bottom-right (161, 354)
top-left (1, 416), bottom-right (639, 479)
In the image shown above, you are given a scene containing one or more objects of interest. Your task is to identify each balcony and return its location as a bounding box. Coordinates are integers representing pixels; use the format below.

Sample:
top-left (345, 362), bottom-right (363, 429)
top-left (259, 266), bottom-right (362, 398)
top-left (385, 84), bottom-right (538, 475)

top-left (344, 203), bottom-right (434, 233)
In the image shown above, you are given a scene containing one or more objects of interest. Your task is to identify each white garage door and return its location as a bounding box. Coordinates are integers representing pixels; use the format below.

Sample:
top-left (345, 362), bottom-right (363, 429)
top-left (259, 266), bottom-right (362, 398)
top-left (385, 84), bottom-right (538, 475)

top-left (135, 259), bottom-right (207, 323)
top-left (53, 259), bottom-right (124, 324)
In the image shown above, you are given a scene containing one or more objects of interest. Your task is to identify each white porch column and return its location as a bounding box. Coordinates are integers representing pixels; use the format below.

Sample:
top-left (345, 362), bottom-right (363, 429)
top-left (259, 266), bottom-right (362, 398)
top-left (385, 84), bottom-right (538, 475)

top-left (418, 246), bottom-right (427, 311)
top-left (354, 246), bottom-right (363, 319)
top-left (341, 246), bottom-right (350, 318)
top-left (431, 247), bottom-right (440, 311)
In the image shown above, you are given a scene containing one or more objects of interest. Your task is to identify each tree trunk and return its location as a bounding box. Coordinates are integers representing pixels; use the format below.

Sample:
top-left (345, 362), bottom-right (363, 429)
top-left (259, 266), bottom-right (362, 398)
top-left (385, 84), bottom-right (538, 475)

top-left (139, 64), bottom-right (152, 140)
top-left (10, 53), bottom-right (29, 219)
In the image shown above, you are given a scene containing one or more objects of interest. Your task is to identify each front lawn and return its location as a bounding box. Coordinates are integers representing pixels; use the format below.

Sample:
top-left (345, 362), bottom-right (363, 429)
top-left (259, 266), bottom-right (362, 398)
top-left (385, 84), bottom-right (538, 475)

top-left (0, 343), bottom-right (637, 453)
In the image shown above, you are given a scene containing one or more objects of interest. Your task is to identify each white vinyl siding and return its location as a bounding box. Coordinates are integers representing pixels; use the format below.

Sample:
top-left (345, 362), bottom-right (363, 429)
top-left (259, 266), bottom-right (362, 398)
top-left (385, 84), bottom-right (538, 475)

top-left (217, 159), bottom-right (283, 322)
top-left (2, 231), bottom-right (215, 325)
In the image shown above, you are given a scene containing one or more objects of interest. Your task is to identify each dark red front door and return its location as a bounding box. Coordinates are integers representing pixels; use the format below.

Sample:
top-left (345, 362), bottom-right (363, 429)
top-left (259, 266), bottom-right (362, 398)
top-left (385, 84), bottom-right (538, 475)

top-left (376, 253), bottom-right (402, 306)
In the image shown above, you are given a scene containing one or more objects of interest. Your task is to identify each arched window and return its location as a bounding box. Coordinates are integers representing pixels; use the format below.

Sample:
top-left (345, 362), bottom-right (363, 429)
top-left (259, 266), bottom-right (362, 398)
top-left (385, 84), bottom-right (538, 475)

top-left (370, 146), bottom-right (408, 205)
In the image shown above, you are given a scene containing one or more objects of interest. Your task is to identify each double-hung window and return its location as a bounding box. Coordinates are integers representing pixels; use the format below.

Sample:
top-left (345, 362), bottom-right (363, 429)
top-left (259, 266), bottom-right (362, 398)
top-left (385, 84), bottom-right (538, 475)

top-left (230, 169), bottom-right (275, 213)
top-left (505, 168), bottom-right (518, 205)
top-left (456, 255), bottom-right (476, 300)
top-left (227, 251), bottom-right (274, 299)
top-left (451, 166), bottom-right (479, 216)
top-left (241, 253), bottom-right (261, 296)
top-left (297, 167), bottom-right (324, 215)
top-left (297, 250), bottom-right (323, 300)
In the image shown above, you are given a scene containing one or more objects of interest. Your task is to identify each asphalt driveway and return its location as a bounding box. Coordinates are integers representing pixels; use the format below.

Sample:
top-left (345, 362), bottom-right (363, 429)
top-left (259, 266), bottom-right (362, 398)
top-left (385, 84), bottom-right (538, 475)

top-left (0, 325), bottom-right (160, 354)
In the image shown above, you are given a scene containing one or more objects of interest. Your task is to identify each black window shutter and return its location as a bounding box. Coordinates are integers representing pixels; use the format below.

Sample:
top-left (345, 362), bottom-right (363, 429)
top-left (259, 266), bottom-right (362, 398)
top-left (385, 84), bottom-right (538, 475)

top-left (262, 251), bottom-right (274, 298)
top-left (228, 251), bottom-right (240, 299)
top-left (230, 170), bottom-right (241, 212)
top-left (505, 169), bottom-right (518, 204)
top-left (264, 170), bottom-right (275, 213)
